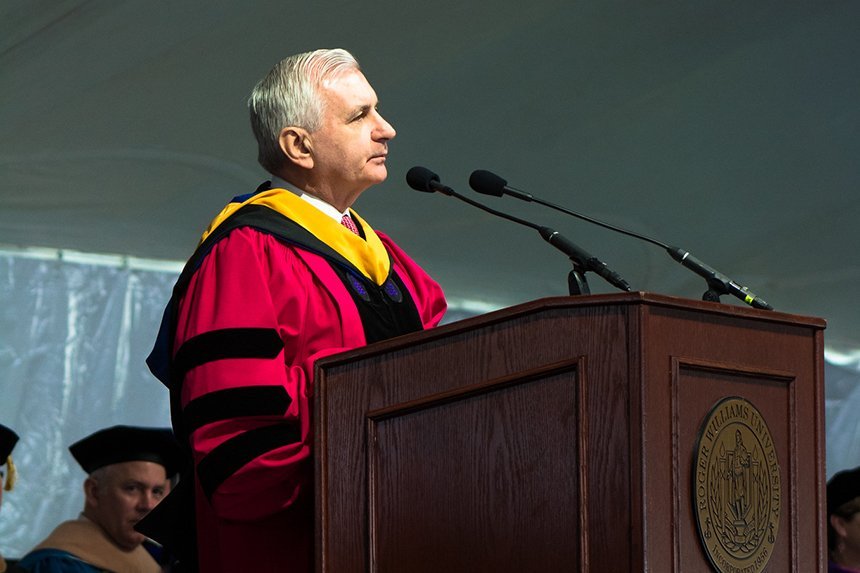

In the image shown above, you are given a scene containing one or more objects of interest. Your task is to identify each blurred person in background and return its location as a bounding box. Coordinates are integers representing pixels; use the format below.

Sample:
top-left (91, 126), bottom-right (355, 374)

top-left (17, 426), bottom-right (181, 573)
top-left (1, 424), bottom-right (21, 573)
top-left (827, 466), bottom-right (860, 572)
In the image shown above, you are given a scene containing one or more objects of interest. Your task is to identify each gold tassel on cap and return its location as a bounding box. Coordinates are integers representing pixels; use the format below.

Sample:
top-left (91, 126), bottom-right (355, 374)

top-left (3, 456), bottom-right (16, 491)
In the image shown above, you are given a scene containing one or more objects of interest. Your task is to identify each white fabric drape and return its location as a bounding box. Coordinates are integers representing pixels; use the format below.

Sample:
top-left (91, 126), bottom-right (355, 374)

top-left (825, 353), bottom-right (860, 479)
top-left (0, 248), bottom-right (179, 558)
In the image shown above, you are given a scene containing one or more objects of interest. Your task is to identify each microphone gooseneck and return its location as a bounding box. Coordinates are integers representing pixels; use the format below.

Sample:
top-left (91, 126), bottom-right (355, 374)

top-left (407, 166), bottom-right (631, 294)
top-left (470, 169), bottom-right (666, 249)
top-left (468, 169), bottom-right (773, 310)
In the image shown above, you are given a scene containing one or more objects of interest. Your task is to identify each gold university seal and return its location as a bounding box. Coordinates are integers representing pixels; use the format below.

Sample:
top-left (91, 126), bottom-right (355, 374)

top-left (693, 397), bottom-right (780, 573)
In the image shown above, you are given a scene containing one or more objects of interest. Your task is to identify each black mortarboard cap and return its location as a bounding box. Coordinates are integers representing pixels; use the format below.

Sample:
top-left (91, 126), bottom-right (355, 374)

top-left (827, 466), bottom-right (860, 516)
top-left (69, 425), bottom-right (183, 477)
top-left (0, 424), bottom-right (18, 462)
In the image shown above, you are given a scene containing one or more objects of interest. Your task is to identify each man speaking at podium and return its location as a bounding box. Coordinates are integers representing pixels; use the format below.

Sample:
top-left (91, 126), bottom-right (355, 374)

top-left (144, 48), bottom-right (446, 572)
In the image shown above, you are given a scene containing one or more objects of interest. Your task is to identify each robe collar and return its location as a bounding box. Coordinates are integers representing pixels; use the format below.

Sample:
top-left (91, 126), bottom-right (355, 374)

top-left (200, 186), bottom-right (391, 285)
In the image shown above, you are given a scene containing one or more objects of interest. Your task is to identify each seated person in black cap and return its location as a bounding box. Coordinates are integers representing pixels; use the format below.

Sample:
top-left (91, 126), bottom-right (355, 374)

top-left (1, 423), bottom-right (21, 573)
top-left (17, 426), bottom-right (181, 573)
top-left (827, 466), bottom-right (860, 572)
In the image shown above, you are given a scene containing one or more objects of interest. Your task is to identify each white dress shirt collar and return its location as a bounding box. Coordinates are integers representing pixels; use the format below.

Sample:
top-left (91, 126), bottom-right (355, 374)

top-left (270, 176), bottom-right (349, 222)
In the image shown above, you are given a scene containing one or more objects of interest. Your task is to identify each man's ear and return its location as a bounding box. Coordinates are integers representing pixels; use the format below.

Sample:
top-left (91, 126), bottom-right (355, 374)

top-left (83, 476), bottom-right (100, 508)
top-left (278, 127), bottom-right (314, 169)
top-left (831, 513), bottom-right (848, 538)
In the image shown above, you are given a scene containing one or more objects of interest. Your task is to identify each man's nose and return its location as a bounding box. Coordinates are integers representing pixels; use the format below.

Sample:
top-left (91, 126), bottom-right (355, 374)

top-left (138, 491), bottom-right (158, 511)
top-left (375, 114), bottom-right (396, 141)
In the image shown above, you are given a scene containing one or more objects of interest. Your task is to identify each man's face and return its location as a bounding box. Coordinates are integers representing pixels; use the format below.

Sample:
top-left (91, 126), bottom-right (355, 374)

top-left (85, 461), bottom-right (169, 551)
top-left (309, 69), bottom-right (396, 200)
top-left (837, 510), bottom-right (860, 553)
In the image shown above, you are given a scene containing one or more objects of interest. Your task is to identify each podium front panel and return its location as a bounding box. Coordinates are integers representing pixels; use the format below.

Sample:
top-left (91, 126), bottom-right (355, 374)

top-left (367, 366), bottom-right (583, 571)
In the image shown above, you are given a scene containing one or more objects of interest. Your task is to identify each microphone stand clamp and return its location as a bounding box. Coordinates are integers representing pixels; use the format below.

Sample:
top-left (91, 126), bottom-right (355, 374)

top-left (568, 263), bottom-right (591, 296)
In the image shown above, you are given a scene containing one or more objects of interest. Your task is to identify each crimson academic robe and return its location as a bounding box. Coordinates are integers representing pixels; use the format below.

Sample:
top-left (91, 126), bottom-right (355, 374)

top-left (146, 185), bottom-right (447, 573)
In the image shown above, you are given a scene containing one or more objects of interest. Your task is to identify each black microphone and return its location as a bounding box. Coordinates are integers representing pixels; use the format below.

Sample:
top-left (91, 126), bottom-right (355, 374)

top-left (406, 166), bottom-right (631, 294)
top-left (666, 248), bottom-right (772, 310)
top-left (406, 166), bottom-right (455, 196)
top-left (468, 169), bottom-right (773, 311)
top-left (469, 169), bottom-right (533, 201)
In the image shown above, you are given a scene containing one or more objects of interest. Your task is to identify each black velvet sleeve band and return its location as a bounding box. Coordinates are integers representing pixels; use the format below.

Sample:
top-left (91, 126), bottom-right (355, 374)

top-left (196, 423), bottom-right (302, 500)
top-left (182, 385), bottom-right (292, 435)
top-left (173, 327), bottom-right (283, 381)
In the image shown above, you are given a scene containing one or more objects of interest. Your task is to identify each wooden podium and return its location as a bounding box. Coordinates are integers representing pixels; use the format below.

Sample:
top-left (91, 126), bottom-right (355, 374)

top-left (313, 292), bottom-right (826, 572)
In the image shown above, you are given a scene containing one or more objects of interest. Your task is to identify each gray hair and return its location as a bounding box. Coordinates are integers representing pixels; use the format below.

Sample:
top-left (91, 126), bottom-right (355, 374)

top-left (89, 465), bottom-right (109, 482)
top-left (82, 466), bottom-right (110, 509)
top-left (248, 48), bottom-right (361, 174)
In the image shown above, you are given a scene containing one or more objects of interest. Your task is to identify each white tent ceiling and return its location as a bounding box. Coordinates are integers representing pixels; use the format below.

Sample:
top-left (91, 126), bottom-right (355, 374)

top-left (2, 1), bottom-right (859, 346)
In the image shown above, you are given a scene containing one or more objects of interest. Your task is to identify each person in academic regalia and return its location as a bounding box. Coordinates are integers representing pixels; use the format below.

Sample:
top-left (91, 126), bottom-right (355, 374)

top-left (140, 47), bottom-right (447, 573)
top-left (1, 424), bottom-right (22, 573)
top-left (827, 466), bottom-right (860, 572)
top-left (17, 426), bottom-right (181, 573)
